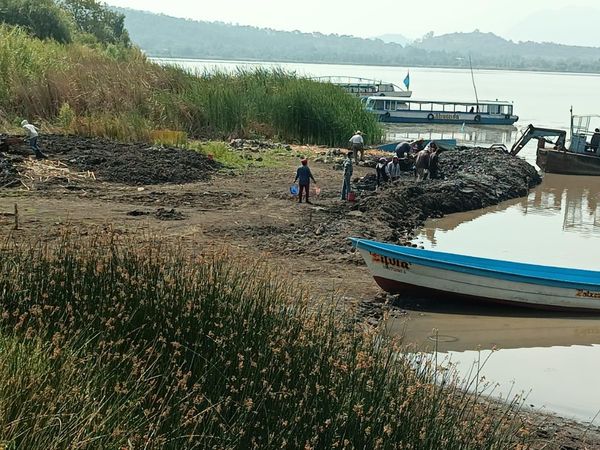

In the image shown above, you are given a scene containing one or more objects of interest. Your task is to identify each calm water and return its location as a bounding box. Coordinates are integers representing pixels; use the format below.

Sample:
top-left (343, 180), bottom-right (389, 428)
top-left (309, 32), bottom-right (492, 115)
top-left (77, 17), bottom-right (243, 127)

top-left (156, 58), bottom-right (600, 422)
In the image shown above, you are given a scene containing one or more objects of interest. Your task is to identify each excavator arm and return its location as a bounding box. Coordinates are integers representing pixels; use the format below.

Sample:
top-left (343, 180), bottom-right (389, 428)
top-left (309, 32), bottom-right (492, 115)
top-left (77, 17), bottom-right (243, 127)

top-left (510, 124), bottom-right (567, 156)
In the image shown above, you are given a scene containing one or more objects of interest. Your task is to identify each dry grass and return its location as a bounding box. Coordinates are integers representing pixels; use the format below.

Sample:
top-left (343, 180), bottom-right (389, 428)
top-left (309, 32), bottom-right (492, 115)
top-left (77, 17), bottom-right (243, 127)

top-left (1, 25), bottom-right (382, 147)
top-left (0, 231), bottom-right (533, 449)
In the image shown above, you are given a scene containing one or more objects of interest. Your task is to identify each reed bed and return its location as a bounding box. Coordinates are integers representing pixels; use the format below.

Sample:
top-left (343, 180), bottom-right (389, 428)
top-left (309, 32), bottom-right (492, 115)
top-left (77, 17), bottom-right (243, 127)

top-left (0, 232), bottom-right (531, 449)
top-left (0, 25), bottom-right (381, 147)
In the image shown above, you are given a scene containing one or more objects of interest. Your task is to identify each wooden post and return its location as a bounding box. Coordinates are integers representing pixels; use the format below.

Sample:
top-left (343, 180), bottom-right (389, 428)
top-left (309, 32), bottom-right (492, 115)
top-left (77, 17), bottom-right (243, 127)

top-left (13, 203), bottom-right (18, 230)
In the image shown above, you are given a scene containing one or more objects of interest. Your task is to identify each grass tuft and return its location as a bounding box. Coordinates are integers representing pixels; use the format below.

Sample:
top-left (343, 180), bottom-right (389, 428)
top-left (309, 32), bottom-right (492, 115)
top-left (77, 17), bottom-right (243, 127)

top-left (0, 233), bottom-right (531, 449)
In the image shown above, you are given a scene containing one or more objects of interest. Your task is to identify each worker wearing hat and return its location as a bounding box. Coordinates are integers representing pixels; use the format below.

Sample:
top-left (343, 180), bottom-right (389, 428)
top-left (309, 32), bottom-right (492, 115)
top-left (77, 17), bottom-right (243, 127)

top-left (21, 119), bottom-right (47, 159)
top-left (348, 130), bottom-right (365, 163)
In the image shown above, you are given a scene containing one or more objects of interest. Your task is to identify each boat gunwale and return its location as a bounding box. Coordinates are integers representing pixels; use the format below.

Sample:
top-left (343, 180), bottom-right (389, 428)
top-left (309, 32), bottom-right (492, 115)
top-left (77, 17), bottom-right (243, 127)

top-left (351, 238), bottom-right (600, 290)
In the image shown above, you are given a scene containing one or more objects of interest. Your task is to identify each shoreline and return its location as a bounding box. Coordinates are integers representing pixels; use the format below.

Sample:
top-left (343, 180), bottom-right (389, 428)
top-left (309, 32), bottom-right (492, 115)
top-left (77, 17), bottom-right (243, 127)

top-left (1, 135), bottom-right (599, 448)
top-left (148, 55), bottom-right (600, 77)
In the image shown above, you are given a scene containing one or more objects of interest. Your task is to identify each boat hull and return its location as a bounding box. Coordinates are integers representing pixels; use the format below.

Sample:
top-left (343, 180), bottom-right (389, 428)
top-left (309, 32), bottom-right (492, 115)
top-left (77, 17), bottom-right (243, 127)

top-left (353, 239), bottom-right (600, 312)
top-left (372, 111), bottom-right (518, 126)
top-left (537, 148), bottom-right (600, 176)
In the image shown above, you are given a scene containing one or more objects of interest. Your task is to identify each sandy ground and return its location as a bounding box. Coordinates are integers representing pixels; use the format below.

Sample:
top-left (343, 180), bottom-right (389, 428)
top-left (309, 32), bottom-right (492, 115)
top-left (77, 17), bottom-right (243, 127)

top-left (2, 139), bottom-right (600, 448)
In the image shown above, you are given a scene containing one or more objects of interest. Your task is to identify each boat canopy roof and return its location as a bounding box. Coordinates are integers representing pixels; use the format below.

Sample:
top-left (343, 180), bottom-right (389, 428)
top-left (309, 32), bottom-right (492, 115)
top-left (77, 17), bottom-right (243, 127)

top-left (365, 97), bottom-right (513, 106)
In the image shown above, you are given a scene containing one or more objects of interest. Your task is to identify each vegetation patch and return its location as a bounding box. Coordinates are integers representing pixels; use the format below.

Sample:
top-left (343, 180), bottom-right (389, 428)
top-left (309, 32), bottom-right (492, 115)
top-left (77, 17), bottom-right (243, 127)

top-left (0, 233), bottom-right (532, 449)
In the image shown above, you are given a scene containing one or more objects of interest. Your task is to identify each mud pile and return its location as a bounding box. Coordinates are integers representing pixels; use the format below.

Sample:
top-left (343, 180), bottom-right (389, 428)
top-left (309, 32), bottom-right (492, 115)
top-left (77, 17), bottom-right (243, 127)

top-left (0, 156), bottom-right (20, 188)
top-left (254, 147), bottom-right (541, 259)
top-left (41, 135), bottom-right (219, 185)
top-left (356, 148), bottom-right (541, 231)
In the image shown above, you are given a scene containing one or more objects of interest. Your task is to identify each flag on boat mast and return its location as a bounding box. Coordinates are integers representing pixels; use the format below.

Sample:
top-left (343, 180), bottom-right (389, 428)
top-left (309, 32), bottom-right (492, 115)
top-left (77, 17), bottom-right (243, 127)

top-left (403, 70), bottom-right (410, 90)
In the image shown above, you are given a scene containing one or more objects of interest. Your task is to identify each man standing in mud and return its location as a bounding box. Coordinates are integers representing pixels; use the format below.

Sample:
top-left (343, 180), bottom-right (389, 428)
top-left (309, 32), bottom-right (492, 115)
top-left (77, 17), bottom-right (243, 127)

top-left (294, 158), bottom-right (316, 204)
top-left (21, 120), bottom-right (46, 159)
top-left (415, 146), bottom-right (431, 181)
top-left (341, 151), bottom-right (353, 200)
top-left (428, 143), bottom-right (440, 179)
top-left (349, 131), bottom-right (364, 163)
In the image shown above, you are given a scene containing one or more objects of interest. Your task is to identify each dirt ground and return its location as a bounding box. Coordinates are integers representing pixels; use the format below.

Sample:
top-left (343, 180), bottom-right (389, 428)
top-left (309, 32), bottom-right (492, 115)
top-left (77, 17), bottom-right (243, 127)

top-left (1, 136), bottom-right (599, 448)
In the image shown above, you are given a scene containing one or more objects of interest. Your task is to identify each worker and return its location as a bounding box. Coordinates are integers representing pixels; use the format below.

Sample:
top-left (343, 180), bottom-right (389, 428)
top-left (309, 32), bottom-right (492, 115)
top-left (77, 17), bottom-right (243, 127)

top-left (591, 128), bottom-right (600, 153)
top-left (411, 138), bottom-right (425, 153)
top-left (386, 156), bottom-right (402, 182)
top-left (376, 157), bottom-right (389, 187)
top-left (428, 143), bottom-right (440, 179)
top-left (294, 158), bottom-right (316, 204)
top-left (341, 151), bottom-right (353, 200)
top-left (415, 146), bottom-right (431, 181)
top-left (21, 120), bottom-right (46, 159)
top-left (349, 130), bottom-right (364, 163)
top-left (395, 142), bottom-right (411, 159)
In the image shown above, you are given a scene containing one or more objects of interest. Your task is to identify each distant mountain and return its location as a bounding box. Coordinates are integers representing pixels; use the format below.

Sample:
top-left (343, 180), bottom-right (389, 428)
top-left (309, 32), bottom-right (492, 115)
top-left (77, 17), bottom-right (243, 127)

top-left (115, 7), bottom-right (600, 73)
top-left (414, 30), bottom-right (600, 60)
top-left (507, 7), bottom-right (600, 47)
top-left (375, 34), bottom-right (411, 46)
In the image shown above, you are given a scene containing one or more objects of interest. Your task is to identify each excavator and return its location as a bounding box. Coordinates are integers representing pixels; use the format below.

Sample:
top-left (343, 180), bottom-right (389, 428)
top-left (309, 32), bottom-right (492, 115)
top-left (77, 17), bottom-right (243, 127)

top-left (509, 124), bottom-right (567, 156)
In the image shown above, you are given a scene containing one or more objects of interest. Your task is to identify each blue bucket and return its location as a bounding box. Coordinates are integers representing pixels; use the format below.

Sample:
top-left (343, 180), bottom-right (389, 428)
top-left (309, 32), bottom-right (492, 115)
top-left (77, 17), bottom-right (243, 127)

top-left (290, 185), bottom-right (299, 196)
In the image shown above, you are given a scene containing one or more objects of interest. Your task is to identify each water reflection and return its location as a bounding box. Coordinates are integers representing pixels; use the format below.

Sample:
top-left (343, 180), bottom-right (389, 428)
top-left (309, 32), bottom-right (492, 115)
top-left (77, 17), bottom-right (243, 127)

top-left (415, 174), bottom-right (600, 268)
top-left (445, 345), bottom-right (600, 423)
top-left (383, 123), bottom-right (519, 147)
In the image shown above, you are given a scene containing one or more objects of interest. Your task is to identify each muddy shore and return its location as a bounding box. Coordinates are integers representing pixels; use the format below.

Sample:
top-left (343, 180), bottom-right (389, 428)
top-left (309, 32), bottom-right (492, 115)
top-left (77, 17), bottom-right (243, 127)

top-left (1, 135), bottom-right (599, 448)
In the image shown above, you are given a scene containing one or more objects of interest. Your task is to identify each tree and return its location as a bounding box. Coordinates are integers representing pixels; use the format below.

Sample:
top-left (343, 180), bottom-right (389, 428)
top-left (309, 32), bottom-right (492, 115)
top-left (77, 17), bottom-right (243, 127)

top-left (0, 0), bottom-right (73, 42)
top-left (57, 0), bottom-right (129, 45)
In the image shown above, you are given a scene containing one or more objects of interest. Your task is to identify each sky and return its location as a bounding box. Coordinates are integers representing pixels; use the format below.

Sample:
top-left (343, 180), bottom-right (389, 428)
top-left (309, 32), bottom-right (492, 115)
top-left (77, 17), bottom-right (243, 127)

top-left (103, 0), bottom-right (600, 47)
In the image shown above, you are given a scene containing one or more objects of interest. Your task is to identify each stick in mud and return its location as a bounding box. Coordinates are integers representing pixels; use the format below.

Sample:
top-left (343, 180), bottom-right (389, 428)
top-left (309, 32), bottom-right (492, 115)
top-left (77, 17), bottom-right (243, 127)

top-left (13, 203), bottom-right (18, 230)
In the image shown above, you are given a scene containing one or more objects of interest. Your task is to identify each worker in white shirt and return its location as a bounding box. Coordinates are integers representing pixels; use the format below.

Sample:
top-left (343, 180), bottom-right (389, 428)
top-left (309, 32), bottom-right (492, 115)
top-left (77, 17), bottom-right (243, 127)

top-left (348, 130), bottom-right (364, 163)
top-left (386, 156), bottom-right (402, 181)
top-left (21, 120), bottom-right (47, 159)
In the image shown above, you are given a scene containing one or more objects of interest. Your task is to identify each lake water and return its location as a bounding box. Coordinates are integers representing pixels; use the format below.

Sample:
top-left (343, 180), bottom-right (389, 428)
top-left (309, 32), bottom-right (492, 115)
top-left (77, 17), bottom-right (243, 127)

top-left (155, 58), bottom-right (600, 422)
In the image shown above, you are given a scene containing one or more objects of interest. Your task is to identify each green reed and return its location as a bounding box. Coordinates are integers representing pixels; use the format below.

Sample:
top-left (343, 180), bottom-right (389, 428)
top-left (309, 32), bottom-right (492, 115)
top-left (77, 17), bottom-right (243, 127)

top-left (0, 25), bottom-right (381, 147)
top-left (0, 233), bottom-right (531, 449)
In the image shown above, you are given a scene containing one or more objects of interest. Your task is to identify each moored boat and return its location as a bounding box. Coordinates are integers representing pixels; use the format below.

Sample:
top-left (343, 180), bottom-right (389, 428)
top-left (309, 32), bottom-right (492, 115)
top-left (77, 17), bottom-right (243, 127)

top-left (352, 238), bottom-right (600, 312)
top-left (364, 97), bottom-right (518, 125)
top-left (511, 113), bottom-right (600, 176)
top-left (311, 76), bottom-right (412, 97)
top-left (377, 139), bottom-right (457, 152)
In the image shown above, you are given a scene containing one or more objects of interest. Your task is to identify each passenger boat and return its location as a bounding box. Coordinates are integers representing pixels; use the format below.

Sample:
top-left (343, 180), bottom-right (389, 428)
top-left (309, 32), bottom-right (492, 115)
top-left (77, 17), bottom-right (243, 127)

top-left (364, 97), bottom-right (518, 125)
top-left (311, 76), bottom-right (412, 97)
top-left (511, 113), bottom-right (600, 176)
top-left (352, 238), bottom-right (600, 312)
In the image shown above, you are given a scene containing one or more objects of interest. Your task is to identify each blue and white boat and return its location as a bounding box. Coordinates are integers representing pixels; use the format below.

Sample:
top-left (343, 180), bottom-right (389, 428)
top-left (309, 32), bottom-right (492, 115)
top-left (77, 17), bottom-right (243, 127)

top-left (352, 238), bottom-right (600, 312)
top-left (364, 97), bottom-right (518, 125)
top-left (377, 139), bottom-right (457, 152)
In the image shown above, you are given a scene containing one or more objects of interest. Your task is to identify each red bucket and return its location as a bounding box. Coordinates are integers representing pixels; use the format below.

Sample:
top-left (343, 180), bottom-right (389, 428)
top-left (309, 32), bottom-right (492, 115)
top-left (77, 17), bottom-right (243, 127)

top-left (347, 192), bottom-right (356, 202)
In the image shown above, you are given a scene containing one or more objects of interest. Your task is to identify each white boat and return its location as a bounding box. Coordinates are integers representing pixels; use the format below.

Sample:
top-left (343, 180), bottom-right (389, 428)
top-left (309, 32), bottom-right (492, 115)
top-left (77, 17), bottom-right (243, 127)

top-left (311, 76), bottom-right (412, 97)
top-left (364, 98), bottom-right (518, 125)
top-left (353, 238), bottom-right (600, 312)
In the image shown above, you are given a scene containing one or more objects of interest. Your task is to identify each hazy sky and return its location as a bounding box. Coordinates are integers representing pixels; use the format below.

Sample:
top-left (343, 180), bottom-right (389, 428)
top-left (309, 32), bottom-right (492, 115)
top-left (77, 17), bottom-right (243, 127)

top-left (104, 0), bottom-right (600, 46)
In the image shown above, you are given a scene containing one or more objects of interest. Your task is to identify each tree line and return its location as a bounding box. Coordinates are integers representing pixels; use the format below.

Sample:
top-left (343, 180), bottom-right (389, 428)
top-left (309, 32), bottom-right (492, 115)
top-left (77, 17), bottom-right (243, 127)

top-left (118, 7), bottom-right (600, 73)
top-left (0, 0), bottom-right (129, 45)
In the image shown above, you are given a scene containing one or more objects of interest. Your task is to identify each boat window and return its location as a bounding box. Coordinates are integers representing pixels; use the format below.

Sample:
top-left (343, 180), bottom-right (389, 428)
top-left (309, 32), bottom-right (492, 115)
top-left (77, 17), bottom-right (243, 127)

top-left (508, 105), bottom-right (513, 115)
top-left (421, 103), bottom-right (432, 111)
top-left (374, 100), bottom-right (385, 110)
top-left (488, 104), bottom-right (500, 115)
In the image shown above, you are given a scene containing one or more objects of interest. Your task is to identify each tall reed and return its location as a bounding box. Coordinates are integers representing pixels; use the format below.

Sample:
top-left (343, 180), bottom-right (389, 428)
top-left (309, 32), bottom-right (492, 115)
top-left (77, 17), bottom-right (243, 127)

top-left (0, 25), bottom-right (381, 146)
top-left (0, 232), bottom-right (531, 449)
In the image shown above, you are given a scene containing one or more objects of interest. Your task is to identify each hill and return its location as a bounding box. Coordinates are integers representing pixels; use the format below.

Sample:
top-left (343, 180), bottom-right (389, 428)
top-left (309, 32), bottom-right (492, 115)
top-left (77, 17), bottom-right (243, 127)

top-left (116, 7), bottom-right (600, 73)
